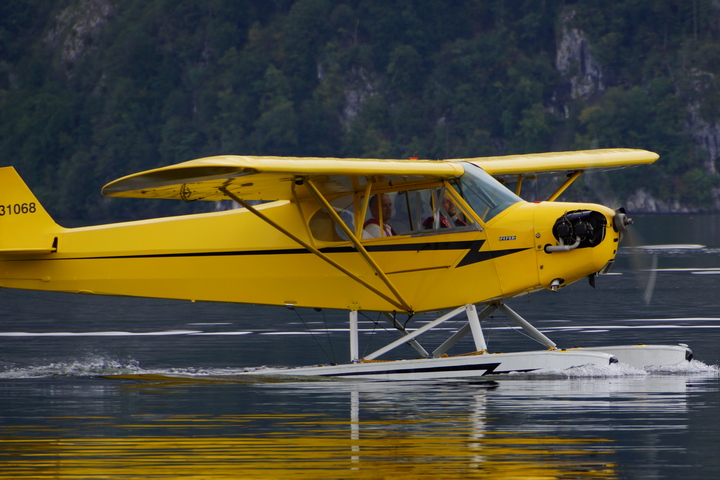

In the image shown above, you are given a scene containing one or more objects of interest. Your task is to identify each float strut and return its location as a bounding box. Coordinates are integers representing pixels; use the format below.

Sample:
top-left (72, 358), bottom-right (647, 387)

top-left (432, 304), bottom-right (496, 357)
top-left (466, 304), bottom-right (488, 352)
top-left (383, 313), bottom-right (430, 358)
top-left (349, 310), bottom-right (359, 362)
top-left (497, 303), bottom-right (556, 350)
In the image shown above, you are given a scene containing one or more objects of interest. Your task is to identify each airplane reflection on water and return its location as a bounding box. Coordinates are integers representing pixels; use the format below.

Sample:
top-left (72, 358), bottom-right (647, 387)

top-left (2, 371), bottom-right (715, 480)
top-left (0, 378), bottom-right (624, 479)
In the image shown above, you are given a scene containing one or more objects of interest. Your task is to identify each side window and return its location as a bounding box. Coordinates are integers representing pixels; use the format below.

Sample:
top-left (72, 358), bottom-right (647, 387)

top-left (309, 184), bottom-right (481, 242)
top-left (392, 187), bottom-right (477, 235)
top-left (361, 193), bottom-right (397, 238)
top-left (420, 188), bottom-right (472, 231)
top-left (391, 191), bottom-right (421, 234)
top-left (308, 194), bottom-right (356, 241)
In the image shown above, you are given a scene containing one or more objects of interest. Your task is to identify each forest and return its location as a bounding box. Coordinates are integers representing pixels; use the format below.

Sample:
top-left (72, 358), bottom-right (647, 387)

top-left (2, 0), bottom-right (720, 220)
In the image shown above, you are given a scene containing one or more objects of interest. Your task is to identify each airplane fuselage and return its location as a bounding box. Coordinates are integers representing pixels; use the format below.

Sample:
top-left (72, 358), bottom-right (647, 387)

top-left (0, 173), bottom-right (619, 313)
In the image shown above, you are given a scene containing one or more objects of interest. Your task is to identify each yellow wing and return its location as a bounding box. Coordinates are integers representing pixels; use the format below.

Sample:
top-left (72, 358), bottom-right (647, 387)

top-left (102, 155), bottom-right (464, 201)
top-left (101, 149), bottom-right (657, 201)
top-left (466, 148), bottom-right (658, 176)
top-left (461, 148), bottom-right (658, 201)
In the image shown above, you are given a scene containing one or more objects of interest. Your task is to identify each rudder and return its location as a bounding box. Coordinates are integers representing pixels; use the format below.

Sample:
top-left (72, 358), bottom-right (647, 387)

top-left (0, 166), bottom-right (60, 254)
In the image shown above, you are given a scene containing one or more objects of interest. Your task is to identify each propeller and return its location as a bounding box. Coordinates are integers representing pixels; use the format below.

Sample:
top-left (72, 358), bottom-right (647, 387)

top-left (614, 208), bottom-right (658, 305)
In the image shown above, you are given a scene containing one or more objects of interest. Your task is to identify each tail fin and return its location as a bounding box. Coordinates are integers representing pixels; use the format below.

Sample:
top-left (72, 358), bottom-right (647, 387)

top-left (0, 166), bottom-right (60, 254)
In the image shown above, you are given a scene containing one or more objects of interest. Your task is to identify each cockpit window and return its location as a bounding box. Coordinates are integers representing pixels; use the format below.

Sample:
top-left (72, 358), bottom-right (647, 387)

top-left (394, 188), bottom-right (474, 233)
top-left (364, 187), bottom-right (478, 237)
top-left (308, 165), bottom-right (518, 242)
top-left (309, 185), bottom-right (480, 242)
top-left (454, 162), bottom-right (522, 222)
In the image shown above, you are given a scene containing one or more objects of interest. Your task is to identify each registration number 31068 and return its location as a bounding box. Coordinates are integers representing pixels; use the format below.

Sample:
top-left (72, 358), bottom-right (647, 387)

top-left (0, 203), bottom-right (37, 216)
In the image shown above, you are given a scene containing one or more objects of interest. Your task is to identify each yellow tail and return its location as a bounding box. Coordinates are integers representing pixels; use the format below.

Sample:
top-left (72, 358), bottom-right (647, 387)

top-left (0, 166), bottom-right (60, 254)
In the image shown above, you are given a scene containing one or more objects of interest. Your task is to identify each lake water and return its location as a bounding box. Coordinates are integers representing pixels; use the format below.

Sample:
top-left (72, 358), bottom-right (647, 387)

top-left (1, 214), bottom-right (720, 479)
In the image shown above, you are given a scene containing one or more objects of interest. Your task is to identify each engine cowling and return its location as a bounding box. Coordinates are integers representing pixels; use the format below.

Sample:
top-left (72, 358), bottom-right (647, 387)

top-left (545, 210), bottom-right (607, 253)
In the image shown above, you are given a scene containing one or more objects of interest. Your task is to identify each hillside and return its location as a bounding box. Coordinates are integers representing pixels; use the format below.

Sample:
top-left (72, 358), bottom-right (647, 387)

top-left (2, 0), bottom-right (720, 220)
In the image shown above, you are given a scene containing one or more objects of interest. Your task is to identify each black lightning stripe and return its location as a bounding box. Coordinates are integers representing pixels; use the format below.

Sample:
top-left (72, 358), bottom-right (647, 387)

top-left (18, 239), bottom-right (528, 267)
top-left (456, 242), bottom-right (530, 267)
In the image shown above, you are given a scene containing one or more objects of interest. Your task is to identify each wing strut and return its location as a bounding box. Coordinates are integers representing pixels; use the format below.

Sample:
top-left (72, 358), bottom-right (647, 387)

top-left (547, 170), bottom-right (583, 202)
top-left (514, 175), bottom-right (524, 196)
top-left (304, 179), bottom-right (413, 312)
top-left (218, 186), bottom-right (410, 312)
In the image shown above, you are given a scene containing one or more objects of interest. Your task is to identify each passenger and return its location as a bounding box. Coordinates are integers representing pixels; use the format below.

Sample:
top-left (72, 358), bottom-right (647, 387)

top-left (363, 194), bottom-right (397, 238)
top-left (423, 193), bottom-right (467, 229)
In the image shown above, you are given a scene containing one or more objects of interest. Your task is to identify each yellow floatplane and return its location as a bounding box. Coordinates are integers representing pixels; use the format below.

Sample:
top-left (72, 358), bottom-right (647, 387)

top-left (0, 149), bottom-right (692, 379)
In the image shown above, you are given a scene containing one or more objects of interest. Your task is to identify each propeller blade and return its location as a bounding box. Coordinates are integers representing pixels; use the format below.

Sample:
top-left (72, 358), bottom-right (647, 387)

top-left (621, 224), bottom-right (658, 306)
top-left (642, 254), bottom-right (658, 305)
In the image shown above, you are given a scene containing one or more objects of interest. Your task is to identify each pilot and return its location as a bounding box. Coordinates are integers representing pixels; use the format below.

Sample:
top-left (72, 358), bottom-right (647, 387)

top-left (423, 192), bottom-right (467, 229)
top-left (363, 194), bottom-right (397, 238)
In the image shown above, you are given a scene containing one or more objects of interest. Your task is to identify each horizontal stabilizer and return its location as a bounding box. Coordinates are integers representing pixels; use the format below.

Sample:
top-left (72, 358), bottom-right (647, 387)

top-left (0, 247), bottom-right (56, 254)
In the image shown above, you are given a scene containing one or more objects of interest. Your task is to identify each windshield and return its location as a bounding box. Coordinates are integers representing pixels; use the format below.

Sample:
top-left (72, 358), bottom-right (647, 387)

top-left (454, 163), bottom-right (522, 222)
